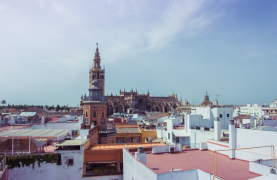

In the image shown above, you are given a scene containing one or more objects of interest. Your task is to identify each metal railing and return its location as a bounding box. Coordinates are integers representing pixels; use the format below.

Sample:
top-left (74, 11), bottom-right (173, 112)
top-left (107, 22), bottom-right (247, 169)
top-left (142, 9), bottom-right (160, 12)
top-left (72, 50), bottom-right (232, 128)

top-left (83, 96), bottom-right (106, 102)
top-left (0, 157), bottom-right (7, 180)
top-left (84, 169), bottom-right (123, 176)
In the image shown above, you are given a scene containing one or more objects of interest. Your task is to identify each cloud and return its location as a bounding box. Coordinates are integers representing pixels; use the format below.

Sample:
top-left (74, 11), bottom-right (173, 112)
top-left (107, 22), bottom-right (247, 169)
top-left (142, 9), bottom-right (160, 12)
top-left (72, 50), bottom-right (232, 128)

top-left (0, 0), bottom-right (224, 77)
top-left (52, 2), bottom-right (79, 24)
top-left (99, 0), bottom-right (222, 63)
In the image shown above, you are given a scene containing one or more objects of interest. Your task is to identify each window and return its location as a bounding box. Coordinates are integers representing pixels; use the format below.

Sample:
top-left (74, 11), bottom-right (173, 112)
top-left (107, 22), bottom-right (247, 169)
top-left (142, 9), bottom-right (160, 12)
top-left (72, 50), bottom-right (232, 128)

top-left (116, 137), bottom-right (123, 144)
top-left (93, 111), bottom-right (96, 117)
top-left (176, 137), bottom-right (179, 143)
top-left (168, 133), bottom-right (170, 140)
top-left (125, 137), bottom-right (131, 143)
top-left (219, 114), bottom-right (222, 118)
top-left (101, 118), bottom-right (105, 124)
top-left (68, 159), bottom-right (73, 166)
top-left (133, 137), bottom-right (140, 143)
top-left (227, 114), bottom-right (230, 117)
top-left (102, 111), bottom-right (104, 117)
top-left (85, 111), bottom-right (88, 117)
top-left (85, 119), bottom-right (88, 124)
top-left (57, 153), bottom-right (61, 165)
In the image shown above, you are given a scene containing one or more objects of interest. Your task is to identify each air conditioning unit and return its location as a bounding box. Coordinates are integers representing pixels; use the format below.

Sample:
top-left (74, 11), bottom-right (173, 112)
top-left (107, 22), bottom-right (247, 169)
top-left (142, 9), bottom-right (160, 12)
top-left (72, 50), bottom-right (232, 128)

top-left (169, 146), bottom-right (177, 153)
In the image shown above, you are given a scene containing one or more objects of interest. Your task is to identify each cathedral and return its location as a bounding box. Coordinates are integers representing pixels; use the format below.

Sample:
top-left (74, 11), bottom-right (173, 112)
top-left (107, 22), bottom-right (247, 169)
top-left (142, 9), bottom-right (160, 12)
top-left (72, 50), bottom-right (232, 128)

top-left (80, 44), bottom-right (181, 117)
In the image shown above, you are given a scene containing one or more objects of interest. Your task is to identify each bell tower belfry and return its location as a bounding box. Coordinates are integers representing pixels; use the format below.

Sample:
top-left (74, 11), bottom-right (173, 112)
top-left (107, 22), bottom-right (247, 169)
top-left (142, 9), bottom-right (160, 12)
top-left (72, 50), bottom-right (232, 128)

top-left (89, 43), bottom-right (105, 96)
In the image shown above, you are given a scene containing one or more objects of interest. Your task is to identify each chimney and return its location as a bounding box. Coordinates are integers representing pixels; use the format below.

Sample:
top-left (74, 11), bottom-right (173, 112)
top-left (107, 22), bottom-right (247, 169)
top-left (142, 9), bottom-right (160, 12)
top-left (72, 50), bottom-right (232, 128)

top-left (135, 146), bottom-right (146, 164)
top-left (229, 120), bottom-right (236, 159)
top-left (214, 117), bottom-right (221, 141)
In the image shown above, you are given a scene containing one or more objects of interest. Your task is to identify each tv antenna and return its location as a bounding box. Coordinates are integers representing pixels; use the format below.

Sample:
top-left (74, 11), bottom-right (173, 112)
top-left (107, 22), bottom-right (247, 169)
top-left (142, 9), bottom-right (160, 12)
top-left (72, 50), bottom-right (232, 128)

top-left (216, 94), bottom-right (222, 100)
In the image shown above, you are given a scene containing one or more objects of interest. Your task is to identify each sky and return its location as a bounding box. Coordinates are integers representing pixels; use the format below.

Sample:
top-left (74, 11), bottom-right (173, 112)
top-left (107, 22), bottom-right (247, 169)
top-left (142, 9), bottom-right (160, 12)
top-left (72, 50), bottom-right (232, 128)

top-left (0, 0), bottom-right (277, 107)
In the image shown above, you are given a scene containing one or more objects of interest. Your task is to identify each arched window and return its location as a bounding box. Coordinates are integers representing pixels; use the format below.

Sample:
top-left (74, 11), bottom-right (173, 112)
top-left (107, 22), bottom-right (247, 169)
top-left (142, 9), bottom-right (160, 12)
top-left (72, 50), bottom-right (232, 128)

top-left (96, 62), bottom-right (98, 67)
top-left (93, 111), bottom-right (96, 117)
top-left (102, 111), bottom-right (104, 117)
top-left (86, 111), bottom-right (88, 117)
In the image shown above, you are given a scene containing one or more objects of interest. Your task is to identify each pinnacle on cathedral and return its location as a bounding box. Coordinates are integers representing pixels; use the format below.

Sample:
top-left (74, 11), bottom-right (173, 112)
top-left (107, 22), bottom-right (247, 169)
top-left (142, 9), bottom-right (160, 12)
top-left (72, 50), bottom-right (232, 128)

top-left (94, 43), bottom-right (100, 60)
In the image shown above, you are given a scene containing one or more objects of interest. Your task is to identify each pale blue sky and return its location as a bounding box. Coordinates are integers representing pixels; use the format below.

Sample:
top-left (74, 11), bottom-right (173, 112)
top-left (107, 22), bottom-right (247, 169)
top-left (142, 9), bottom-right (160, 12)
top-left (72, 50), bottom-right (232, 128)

top-left (0, 0), bottom-right (277, 106)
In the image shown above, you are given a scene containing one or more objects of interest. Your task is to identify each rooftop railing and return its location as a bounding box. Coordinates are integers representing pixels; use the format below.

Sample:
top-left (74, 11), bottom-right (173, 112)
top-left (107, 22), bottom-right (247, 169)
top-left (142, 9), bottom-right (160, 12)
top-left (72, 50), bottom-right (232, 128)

top-left (83, 96), bottom-right (106, 102)
top-left (84, 169), bottom-right (123, 177)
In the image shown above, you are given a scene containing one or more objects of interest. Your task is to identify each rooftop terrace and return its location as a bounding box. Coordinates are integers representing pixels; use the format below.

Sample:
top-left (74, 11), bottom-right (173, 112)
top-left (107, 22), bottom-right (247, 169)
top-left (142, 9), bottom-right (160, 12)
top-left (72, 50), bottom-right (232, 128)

top-left (132, 150), bottom-right (261, 180)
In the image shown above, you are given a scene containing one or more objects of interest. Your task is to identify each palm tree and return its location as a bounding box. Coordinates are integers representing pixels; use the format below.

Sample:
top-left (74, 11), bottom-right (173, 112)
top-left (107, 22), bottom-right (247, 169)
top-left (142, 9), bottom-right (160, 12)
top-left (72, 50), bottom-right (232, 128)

top-left (1, 100), bottom-right (6, 107)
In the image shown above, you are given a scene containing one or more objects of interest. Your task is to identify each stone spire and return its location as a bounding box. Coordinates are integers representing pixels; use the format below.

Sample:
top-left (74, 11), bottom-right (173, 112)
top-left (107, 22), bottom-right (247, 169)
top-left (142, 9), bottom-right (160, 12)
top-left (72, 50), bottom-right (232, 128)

top-left (93, 43), bottom-right (101, 68)
top-left (94, 43), bottom-right (100, 59)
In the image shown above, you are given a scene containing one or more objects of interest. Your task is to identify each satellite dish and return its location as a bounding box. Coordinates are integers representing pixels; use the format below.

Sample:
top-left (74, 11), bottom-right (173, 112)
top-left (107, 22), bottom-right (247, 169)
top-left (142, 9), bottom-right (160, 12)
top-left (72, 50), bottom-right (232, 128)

top-left (148, 136), bottom-right (152, 143)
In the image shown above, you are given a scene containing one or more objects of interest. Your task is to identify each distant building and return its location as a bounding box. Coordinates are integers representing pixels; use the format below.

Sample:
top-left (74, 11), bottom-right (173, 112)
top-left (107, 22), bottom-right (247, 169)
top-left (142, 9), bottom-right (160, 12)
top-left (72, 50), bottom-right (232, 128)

top-left (233, 104), bottom-right (266, 117)
top-left (81, 44), bottom-right (181, 115)
top-left (270, 96), bottom-right (277, 107)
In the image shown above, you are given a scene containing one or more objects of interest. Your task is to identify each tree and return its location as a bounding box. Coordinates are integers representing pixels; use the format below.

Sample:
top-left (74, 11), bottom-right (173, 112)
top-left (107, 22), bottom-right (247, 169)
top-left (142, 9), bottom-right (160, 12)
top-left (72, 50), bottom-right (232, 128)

top-left (56, 104), bottom-right (61, 112)
top-left (1, 100), bottom-right (6, 107)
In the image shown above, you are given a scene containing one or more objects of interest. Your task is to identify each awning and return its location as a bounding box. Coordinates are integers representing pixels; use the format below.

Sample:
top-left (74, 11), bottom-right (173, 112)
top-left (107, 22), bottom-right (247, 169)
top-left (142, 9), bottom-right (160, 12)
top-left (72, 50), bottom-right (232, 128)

top-left (20, 112), bottom-right (37, 116)
top-left (172, 130), bottom-right (189, 137)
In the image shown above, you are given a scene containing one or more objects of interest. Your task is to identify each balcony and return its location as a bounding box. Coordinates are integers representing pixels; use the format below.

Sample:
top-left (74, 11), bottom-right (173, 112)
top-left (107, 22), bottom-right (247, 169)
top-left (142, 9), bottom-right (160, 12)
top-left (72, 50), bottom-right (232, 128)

top-left (83, 162), bottom-right (123, 177)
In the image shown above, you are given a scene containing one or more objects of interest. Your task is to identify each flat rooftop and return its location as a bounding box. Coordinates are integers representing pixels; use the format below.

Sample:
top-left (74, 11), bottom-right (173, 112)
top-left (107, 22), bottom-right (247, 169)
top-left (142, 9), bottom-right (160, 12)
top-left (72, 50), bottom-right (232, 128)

top-left (55, 139), bottom-right (89, 146)
top-left (91, 143), bottom-right (165, 150)
top-left (0, 129), bottom-right (68, 139)
top-left (133, 150), bottom-right (261, 180)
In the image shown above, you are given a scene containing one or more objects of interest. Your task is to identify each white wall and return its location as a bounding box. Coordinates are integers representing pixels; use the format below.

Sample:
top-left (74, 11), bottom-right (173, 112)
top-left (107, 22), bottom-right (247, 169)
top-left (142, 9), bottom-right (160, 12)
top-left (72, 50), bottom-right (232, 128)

top-left (157, 169), bottom-right (198, 180)
top-left (123, 149), bottom-right (157, 180)
top-left (8, 161), bottom-right (58, 180)
top-left (263, 120), bottom-right (277, 127)
top-left (156, 128), bottom-right (163, 139)
top-left (8, 147), bottom-right (85, 180)
top-left (211, 108), bottom-right (233, 129)
top-left (249, 161), bottom-right (274, 176)
top-left (188, 107), bottom-right (232, 130)
top-left (189, 129), bottom-right (214, 145)
top-left (56, 149), bottom-right (84, 180)
top-left (236, 128), bottom-right (277, 161)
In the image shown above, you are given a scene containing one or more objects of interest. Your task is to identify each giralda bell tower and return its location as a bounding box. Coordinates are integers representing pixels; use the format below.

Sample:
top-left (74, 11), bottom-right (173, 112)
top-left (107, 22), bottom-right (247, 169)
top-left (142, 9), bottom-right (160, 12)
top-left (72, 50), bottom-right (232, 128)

top-left (89, 43), bottom-right (105, 96)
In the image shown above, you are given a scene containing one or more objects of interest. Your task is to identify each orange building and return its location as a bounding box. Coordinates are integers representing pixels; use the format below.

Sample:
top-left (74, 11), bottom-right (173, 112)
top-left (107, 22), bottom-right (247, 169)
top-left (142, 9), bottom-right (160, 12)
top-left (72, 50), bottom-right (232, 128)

top-left (83, 143), bottom-right (165, 177)
top-left (115, 125), bottom-right (157, 143)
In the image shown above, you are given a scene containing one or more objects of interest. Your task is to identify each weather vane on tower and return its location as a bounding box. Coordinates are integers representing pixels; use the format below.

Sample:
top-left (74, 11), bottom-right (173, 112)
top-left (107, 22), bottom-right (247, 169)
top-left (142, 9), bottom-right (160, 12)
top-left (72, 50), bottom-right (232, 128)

top-left (96, 42), bottom-right (98, 48)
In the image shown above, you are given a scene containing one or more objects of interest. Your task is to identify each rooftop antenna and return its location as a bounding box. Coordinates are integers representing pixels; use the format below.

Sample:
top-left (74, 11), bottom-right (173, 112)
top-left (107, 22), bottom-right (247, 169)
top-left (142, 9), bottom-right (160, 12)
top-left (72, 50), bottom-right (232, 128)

top-left (216, 94), bottom-right (222, 100)
top-left (192, 99), bottom-right (197, 106)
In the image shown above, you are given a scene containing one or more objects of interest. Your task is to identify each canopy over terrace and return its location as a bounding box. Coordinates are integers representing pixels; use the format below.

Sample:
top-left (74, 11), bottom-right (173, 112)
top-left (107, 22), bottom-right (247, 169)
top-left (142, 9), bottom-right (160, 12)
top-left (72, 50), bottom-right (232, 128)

top-left (90, 142), bottom-right (165, 150)
top-left (84, 143), bottom-right (165, 176)
top-left (0, 129), bottom-right (68, 141)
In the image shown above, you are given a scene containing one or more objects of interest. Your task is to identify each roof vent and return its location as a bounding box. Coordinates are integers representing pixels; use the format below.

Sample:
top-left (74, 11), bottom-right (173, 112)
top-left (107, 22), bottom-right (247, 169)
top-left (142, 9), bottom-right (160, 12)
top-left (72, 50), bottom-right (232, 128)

top-left (137, 146), bottom-right (144, 153)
